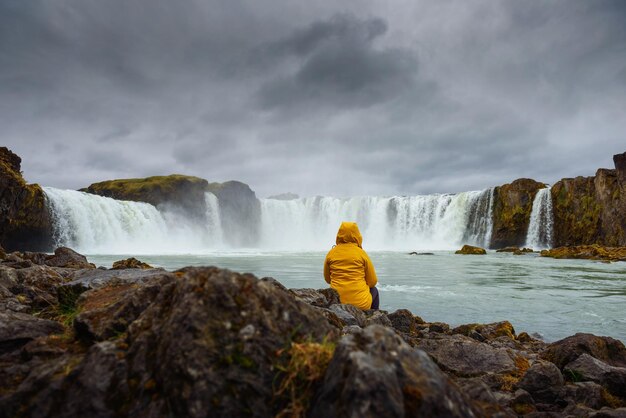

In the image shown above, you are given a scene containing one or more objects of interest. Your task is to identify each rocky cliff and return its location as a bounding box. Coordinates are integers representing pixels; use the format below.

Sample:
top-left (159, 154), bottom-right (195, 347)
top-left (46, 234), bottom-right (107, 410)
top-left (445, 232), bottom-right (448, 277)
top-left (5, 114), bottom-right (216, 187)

top-left (83, 176), bottom-right (262, 247)
top-left (551, 152), bottom-right (626, 247)
top-left (490, 178), bottom-right (546, 248)
top-left (82, 174), bottom-right (211, 220)
top-left (207, 181), bottom-right (261, 247)
top-left (0, 147), bottom-right (52, 252)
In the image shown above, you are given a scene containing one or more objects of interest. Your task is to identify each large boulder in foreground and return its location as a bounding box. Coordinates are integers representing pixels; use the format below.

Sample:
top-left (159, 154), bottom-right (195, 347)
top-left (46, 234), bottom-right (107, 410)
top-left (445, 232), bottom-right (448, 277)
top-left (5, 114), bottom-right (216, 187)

top-left (0, 267), bottom-right (337, 417)
top-left (0, 147), bottom-right (53, 252)
top-left (541, 333), bottom-right (626, 369)
top-left (0, 311), bottom-right (64, 354)
top-left (310, 325), bottom-right (481, 418)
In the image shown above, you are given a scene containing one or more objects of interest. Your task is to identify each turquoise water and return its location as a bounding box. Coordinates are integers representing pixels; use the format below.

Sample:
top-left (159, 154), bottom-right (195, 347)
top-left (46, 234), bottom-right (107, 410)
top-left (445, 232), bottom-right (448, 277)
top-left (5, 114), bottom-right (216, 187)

top-left (86, 251), bottom-right (626, 343)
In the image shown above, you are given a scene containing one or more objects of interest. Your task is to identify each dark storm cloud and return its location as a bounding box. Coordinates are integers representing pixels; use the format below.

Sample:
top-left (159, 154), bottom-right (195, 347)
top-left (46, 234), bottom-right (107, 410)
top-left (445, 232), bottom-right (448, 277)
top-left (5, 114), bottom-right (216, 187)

top-left (257, 14), bottom-right (419, 110)
top-left (1, 0), bottom-right (625, 197)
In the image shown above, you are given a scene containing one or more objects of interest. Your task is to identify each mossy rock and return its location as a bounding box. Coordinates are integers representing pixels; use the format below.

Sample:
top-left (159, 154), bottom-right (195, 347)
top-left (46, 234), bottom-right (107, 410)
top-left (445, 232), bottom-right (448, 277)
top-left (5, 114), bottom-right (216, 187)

top-left (82, 174), bottom-right (209, 206)
top-left (111, 257), bottom-right (153, 270)
top-left (490, 178), bottom-right (546, 248)
top-left (0, 147), bottom-right (53, 251)
top-left (540, 245), bottom-right (626, 262)
top-left (455, 245), bottom-right (487, 255)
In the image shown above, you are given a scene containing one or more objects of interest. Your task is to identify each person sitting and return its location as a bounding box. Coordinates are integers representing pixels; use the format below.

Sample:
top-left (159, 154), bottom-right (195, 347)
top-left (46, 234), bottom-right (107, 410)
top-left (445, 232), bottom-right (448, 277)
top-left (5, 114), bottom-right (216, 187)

top-left (323, 221), bottom-right (379, 310)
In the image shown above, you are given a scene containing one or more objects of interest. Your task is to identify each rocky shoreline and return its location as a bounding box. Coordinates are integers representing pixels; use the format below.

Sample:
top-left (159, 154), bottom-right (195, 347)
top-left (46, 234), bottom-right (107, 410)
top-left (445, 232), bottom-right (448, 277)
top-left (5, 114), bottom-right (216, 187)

top-left (1, 247), bottom-right (625, 417)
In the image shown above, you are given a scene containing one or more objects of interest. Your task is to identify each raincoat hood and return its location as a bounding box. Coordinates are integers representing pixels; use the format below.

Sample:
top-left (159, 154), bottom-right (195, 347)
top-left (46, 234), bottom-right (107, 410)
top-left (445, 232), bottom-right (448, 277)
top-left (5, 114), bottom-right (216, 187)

top-left (335, 222), bottom-right (363, 248)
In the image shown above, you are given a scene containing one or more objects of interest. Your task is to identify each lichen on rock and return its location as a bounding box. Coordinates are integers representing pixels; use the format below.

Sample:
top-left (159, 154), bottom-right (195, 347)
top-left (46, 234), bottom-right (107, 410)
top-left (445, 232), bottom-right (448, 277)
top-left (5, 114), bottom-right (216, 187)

top-left (455, 244), bottom-right (487, 255)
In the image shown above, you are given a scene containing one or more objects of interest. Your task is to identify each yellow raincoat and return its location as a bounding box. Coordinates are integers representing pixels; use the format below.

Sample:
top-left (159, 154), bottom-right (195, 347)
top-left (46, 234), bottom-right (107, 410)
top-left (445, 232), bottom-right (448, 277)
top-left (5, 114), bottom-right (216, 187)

top-left (324, 222), bottom-right (378, 310)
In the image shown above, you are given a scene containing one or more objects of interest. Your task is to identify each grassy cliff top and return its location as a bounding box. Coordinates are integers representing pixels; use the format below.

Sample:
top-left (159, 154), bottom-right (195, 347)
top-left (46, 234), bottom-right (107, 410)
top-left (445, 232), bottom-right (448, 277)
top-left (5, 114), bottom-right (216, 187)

top-left (85, 174), bottom-right (208, 194)
top-left (82, 174), bottom-right (210, 206)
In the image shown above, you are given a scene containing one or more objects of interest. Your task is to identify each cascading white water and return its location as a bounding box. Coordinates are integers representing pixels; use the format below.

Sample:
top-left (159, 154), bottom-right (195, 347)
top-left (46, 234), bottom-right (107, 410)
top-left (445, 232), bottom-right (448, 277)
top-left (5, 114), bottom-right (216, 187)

top-left (525, 187), bottom-right (554, 250)
top-left (259, 188), bottom-right (495, 251)
top-left (44, 186), bottom-right (495, 253)
top-left (44, 187), bottom-right (223, 254)
top-left (204, 192), bottom-right (224, 244)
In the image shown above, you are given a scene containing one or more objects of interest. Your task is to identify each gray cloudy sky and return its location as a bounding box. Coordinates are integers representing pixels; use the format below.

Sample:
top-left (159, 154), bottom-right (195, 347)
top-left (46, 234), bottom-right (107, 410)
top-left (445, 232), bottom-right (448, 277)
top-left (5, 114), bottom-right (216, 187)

top-left (2, 0), bottom-right (625, 197)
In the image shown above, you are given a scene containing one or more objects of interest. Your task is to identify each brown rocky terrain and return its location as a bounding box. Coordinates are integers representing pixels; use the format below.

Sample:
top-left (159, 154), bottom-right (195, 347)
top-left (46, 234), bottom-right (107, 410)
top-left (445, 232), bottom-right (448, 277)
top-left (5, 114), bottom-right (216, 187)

top-left (455, 244), bottom-right (487, 255)
top-left (540, 245), bottom-right (626, 262)
top-left (490, 178), bottom-right (546, 249)
top-left (1, 248), bottom-right (625, 417)
top-left (551, 152), bottom-right (626, 247)
top-left (0, 147), bottom-right (53, 252)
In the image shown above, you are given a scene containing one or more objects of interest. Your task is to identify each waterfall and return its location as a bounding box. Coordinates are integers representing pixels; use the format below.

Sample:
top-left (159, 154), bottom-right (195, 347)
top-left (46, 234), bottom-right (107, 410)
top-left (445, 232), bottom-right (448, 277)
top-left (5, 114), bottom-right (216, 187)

top-left (259, 188), bottom-right (495, 251)
top-left (463, 187), bottom-right (495, 248)
top-left (44, 187), bottom-right (223, 254)
top-left (525, 187), bottom-right (554, 250)
top-left (44, 186), bottom-right (495, 253)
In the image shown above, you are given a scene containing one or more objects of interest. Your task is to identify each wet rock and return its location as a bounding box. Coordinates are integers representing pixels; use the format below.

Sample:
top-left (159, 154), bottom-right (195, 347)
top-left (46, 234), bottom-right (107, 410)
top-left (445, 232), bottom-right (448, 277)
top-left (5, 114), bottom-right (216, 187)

top-left (74, 274), bottom-right (175, 342)
top-left (408, 252), bottom-right (434, 255)
top-left (541, 333), bottom-right (626, 369)
top-left (0, 353), bottom-right (82, 417)
top-left (564, 354), bottom-right (626, 397)
top-left (496, 246), bottom-right (534, 253)
top-left (456, 378), bottom-right (508, 416)
top-left (54, 341), bottom-right (129, 417)
top-left (541, 245), bottom-right (626, 262)
top-left (21, 251), bottom-right (48, 265)
top-left (310, 325), bottom-right (481, 418)
top-left (290, 288), bottom-right (329, 308)
top-left (427, 321), bottom-right (450, 333)
top-left (388, 309), bottom-right (425, 334)
top-left (0, 245), bottom-right (5, 259)
top-left (452, 321), bottom-right (516, 341)
top-left (415, 334), bottom-right (517, 377)
top-left (63, 267), bottom-right (168, 291)
top-left (318, 287), bottom-right (341, 305)
top-left (363, 309), bottom-right (392, 327)
top-left (13, 265), bottom-right (66, 309)
top-left (328, 303), bottom-right (367, 327)
top-left (590, 408), bottom-right (626, 418)
top-left (563, 403), bottom-right (596, 417)
top-left (0, 284), bottom-right (13, 300)
top-left (45, 247), bottom-right (95, 269)
top-left (455, 244), bottom-right (487, 255)
top-left (111, 257), bottom-right (153, 270)
top-left (0, 265), bottom-right (18, 288)
top-left (517, 360), bottom-right (564, 403)
top-left (561, 381), bottom-right (606, 410)
top-left (259, 276), bottom-right (288, 291)
top-left (315, 307), bottom-right (344, 329)
top-left (509, 388), bottom-right (537, 415)
top-left (119, 267), bottom-right (335, 417)
top-left (0, 312), bottom-right (64, 354)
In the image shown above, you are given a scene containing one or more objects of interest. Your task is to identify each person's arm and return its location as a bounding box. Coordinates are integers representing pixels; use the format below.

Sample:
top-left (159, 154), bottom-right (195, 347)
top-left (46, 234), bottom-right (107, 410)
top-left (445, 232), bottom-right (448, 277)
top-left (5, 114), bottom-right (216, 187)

top-left (363, 252), bottom-right (378, 288)
top-left (323, 255), bottom-right (331, 284)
